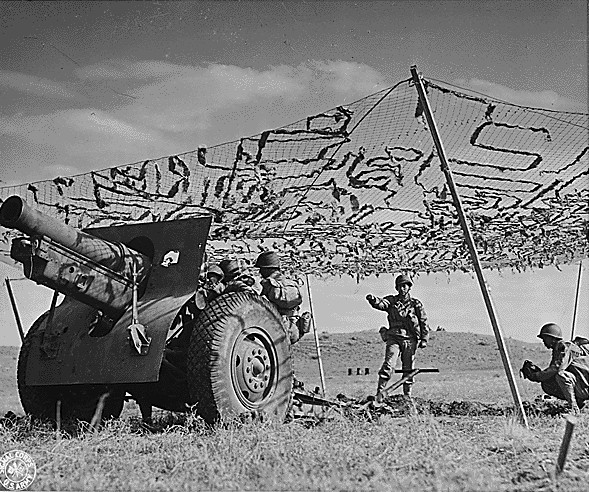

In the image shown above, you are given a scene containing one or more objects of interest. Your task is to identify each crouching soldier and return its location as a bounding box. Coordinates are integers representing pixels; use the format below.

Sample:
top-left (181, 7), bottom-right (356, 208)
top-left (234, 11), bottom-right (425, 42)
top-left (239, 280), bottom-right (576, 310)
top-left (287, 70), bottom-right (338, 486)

top-left (521, 323), bottom-right (589, 414)
top-left (255, 251), bottom-right (311, 344)
top-left (366, 274), bottom-right (429, 397)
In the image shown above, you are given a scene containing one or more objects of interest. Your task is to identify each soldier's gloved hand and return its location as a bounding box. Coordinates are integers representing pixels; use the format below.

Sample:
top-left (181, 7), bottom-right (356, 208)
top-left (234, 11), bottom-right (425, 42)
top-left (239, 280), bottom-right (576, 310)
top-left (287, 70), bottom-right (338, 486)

top-left (520, 359), bottom-right (541, 381)
top-left (418, 340), bottom-right (427, 349)
top-left (366, 294), bottom-right (375, 303)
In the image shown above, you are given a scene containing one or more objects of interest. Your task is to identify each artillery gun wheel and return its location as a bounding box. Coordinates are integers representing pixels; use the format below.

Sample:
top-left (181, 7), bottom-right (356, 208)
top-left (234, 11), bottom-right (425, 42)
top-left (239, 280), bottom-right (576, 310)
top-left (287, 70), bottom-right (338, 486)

top-left (17, 313), bottom-right (125, 423)
top-left (187, 292), bottom-right (293, 424)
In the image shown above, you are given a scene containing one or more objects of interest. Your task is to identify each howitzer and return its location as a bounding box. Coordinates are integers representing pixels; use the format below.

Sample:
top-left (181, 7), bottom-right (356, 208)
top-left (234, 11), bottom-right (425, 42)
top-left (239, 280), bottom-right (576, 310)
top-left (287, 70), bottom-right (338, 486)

top-left (0, 195), bottom-right (294, 425)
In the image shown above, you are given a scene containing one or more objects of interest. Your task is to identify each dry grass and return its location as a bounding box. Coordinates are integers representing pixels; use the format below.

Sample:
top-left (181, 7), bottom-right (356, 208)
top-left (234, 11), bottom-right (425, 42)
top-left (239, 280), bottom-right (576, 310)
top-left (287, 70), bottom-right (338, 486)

top-left (1, 410), bottom-right (588, 491)
top-left (1, 333), bottom-right (588, 491)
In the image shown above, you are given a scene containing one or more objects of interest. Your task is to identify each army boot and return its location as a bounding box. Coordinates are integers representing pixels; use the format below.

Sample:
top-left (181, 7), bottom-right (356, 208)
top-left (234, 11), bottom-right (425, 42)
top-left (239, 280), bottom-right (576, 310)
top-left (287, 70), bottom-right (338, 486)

top-left (403, 383), bottom-right (412, 397)
top-left (376, 377), bottom-right (387, 396)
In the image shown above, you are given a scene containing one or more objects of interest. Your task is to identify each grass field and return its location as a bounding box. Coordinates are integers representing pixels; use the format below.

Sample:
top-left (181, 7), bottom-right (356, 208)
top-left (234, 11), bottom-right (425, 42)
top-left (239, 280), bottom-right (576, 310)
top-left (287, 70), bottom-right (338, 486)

top-left (1, 331), bottom-right (588, 491)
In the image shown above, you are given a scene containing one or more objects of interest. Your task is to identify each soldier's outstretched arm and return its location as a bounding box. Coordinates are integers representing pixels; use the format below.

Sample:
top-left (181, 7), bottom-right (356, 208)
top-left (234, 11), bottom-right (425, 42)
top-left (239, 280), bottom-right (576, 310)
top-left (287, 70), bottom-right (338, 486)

top-left (365, 294), bottom-right (390, 311)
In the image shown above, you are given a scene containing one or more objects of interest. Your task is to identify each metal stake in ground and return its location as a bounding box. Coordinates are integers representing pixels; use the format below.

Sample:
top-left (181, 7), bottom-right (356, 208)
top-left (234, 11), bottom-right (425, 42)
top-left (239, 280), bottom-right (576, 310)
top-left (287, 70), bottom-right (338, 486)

top-left (5, 278), bottom-right (25, 343)
top-left (556, 415), bottom-right (577, 475)
top-left (410, 65), bottom-right (528, 428)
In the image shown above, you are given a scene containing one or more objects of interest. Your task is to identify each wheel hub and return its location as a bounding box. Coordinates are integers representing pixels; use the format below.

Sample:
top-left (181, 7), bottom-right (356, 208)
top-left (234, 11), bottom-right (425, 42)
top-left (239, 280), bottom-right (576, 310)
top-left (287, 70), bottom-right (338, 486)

top-left (232, 328), bottom-right (278, 408)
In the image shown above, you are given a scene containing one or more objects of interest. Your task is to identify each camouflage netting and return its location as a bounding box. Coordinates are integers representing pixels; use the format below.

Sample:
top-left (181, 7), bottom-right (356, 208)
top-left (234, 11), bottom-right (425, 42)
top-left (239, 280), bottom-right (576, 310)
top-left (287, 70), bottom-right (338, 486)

top-left (1, 77), bottom-right (587, 276)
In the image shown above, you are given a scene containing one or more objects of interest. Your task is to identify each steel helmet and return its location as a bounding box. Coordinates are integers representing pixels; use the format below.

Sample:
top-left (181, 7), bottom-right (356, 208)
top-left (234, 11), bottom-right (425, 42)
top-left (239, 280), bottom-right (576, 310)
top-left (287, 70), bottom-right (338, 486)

top-left (219, 259), bottom-right (240, 280)
top-left (206, 264), bottom-right (224, 280)
top-left (255, 251), bottom-right (280, 269)
top-left (395, 274), bottom-right (413, 287)
top-left (537, 323), bottom-right (563, 340)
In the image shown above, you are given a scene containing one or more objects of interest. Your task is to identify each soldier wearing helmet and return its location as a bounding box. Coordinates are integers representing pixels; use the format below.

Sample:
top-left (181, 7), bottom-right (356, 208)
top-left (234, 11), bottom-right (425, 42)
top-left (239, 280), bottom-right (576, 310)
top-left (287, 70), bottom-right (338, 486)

top-left (219, 259), bottom-right (259, 294)
top-left (366, 274), bottom-right (430, 397)
top-left (255, 251), bottom-right (311, 344)
top-left (167, 263), bottom-right (226, 356)
top-left (204, 264), bottom-right (225, 299)
top-left (521, 322), bottom-right (589, 414)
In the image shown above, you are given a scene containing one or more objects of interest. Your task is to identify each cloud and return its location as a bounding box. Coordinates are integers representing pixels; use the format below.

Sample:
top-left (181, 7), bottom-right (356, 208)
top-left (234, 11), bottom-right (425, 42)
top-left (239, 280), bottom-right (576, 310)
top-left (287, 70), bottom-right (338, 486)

top-left (310, 60), bottom-right (387, 97)
top-left (0, 70), bottom-right (79, 99)
top-left (0, 60), bottom-right (405, 183)
top-left (0, 108), bottom-right (174, 182)
top-left (75, 59), bottom-right (187, 81)
top-left (76, 111), bottom-right (155, 142)
top-left (1, 110), bottom-right (156, 145)
top-left (454, 78), bottom-right (586, 112)
top-left (65, 60), bottom-right (387, 143)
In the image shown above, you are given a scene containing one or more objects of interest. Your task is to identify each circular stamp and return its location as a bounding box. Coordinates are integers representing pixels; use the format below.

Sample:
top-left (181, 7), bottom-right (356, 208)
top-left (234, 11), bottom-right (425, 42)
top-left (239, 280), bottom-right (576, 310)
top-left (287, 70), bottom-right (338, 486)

top-left (0, 450), bottom-right (36, 491)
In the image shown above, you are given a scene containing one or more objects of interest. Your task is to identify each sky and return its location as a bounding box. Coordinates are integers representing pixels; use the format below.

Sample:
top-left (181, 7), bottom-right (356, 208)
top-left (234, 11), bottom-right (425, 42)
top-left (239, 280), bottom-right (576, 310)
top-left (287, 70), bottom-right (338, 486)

top-left (0, 1), bottom-right (587, 346)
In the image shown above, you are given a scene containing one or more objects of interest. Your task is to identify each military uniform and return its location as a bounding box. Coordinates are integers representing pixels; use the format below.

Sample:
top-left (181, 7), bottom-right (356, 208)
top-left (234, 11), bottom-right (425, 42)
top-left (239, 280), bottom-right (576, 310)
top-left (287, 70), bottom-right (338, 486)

top-left (573, 336), bottom-right (589, 356)
top-left (219, 258), bottom-right (260, 295)
top-left (368, 292), bottom-right (429, 395)
top-left (260, 270), bottom-right (310, 344)
top-left (224, 274), bottom-right (259, 294)
top-left (528, 340), bottom-right (589, 412)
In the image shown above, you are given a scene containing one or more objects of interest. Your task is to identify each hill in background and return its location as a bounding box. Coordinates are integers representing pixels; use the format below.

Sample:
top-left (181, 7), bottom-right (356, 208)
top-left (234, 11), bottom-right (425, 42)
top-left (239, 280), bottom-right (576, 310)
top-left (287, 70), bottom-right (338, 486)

top-left (293, 329), bottom-right (548, 378)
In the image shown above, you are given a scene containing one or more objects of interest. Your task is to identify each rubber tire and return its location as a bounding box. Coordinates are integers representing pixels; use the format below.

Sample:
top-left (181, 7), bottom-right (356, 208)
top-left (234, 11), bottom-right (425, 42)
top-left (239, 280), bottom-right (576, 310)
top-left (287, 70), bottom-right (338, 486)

top-left (187, 292), bottom-right (293, 424)
top-left (18, 312), bottom-right (125, 423)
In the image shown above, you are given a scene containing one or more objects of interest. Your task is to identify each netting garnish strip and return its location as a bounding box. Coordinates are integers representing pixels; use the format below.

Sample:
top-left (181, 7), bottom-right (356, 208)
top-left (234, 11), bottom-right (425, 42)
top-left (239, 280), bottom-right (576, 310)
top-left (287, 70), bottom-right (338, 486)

top-left (280, 78), bottom-right (411, 234)
top-left (411, 65), bottom-right (529, 428)
top-left (428, 77), bottom-right (589, 129)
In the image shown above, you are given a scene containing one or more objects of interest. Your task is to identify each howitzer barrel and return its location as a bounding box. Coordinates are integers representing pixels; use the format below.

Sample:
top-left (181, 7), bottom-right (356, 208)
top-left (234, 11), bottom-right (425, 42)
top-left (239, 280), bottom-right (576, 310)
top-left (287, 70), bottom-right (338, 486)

top-left (0, 195), bottom-right (146, 272)
top-left (0, 195), bottom-right (152, 318)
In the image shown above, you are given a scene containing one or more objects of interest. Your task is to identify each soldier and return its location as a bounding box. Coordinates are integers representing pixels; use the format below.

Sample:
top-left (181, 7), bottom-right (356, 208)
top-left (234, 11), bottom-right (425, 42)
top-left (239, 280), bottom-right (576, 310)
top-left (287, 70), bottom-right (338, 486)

top-left (521, 323), bottom-right (589, 414)
top-left (255, 251), bottom-right (311, 344)
top-left (203, 264), bottom-right (225, 299)
top-left (167, 264), bottom-right (226, 350)
top-left (366, 274), bottom-right (429, 397)
top-left (219, 259), bottom-right (259, 294)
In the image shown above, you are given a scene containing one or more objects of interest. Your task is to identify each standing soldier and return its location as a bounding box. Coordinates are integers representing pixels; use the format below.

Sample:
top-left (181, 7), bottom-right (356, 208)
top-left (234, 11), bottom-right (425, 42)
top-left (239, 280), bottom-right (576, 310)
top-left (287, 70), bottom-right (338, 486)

top-left (521, 323), bottom-right (589, 414)
top-left (366, 274), bottom-right (429, 397)
top-left (255, 251), bottom-right (311, 344)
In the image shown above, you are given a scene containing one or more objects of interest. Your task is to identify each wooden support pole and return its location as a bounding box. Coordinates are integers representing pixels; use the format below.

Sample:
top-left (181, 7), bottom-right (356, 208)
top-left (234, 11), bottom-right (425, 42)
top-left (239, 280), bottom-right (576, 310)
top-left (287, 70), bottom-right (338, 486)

top-left (90, 392), bottom-right (109, 431)
top-left (5, 278), bottom-right (25, 343)
top-left (555, 415), bottom-right (576, 475)
top-left (570, 260), bottom-right (583, 341)
top-left (56, 399), bottom-right (62, 437)
top-left (410, 65), bottom-right (528, 428)
top-left (305, 274), bottom-right (327, 396)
